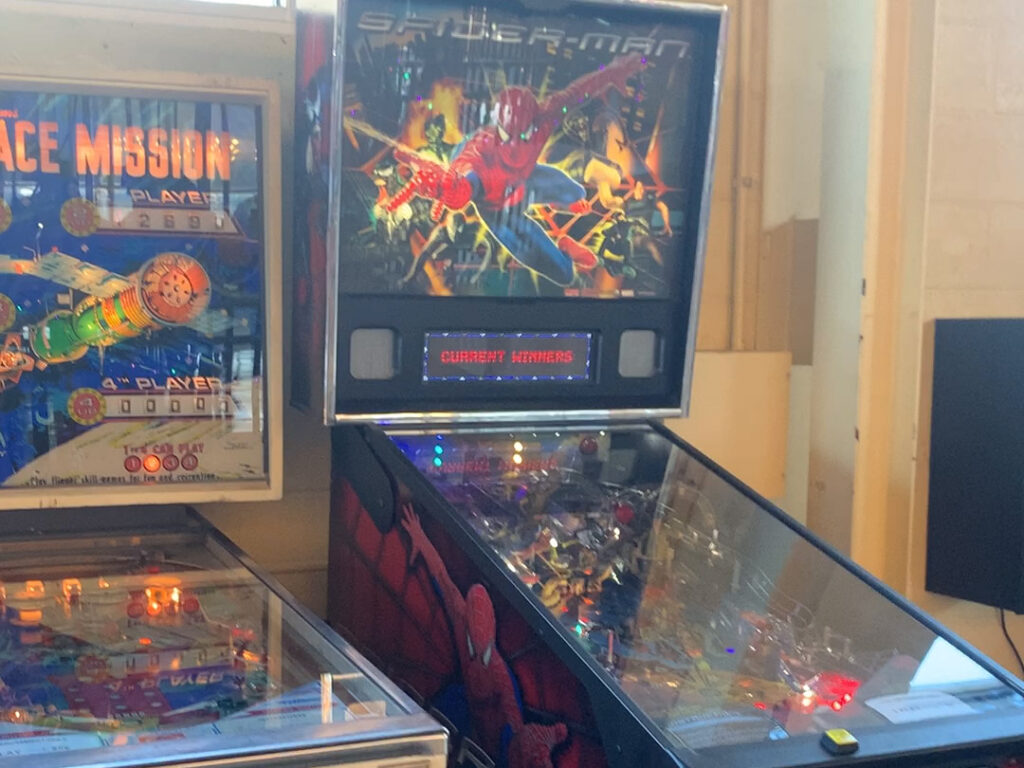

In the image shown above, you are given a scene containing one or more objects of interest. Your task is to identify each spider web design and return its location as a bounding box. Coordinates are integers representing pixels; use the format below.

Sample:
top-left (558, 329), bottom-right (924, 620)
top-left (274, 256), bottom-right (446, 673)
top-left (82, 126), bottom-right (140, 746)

top-left (330, 480), bottom-right (607, 767)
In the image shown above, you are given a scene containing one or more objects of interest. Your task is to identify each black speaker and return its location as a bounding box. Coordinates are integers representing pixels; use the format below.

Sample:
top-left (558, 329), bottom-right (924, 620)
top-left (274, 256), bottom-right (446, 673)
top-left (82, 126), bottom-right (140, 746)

top-left (927, 318), bottom-right (1024, 612)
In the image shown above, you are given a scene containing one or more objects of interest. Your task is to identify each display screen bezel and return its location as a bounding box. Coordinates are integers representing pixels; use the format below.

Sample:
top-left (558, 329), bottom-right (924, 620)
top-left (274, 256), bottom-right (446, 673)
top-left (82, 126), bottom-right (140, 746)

top-left (422, 331), bottom-right (594, 383)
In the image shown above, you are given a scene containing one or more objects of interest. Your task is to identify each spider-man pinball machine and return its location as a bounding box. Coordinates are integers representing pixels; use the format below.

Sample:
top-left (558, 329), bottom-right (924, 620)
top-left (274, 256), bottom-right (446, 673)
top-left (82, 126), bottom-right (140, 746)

top-left (0, 75), bottom-right (445, 768)
top-left (293, 1), bottom-right (1024, 766)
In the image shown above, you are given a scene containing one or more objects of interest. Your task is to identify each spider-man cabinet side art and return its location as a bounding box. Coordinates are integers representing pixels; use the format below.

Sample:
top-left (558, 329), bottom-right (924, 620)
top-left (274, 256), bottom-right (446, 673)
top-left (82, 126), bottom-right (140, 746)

top-left (329, 480), bottom-right (609, 767)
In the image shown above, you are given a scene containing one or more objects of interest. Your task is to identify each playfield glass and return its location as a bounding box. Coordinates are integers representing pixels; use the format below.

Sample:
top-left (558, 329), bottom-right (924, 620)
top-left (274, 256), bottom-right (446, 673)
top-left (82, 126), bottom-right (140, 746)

top-left (0, 512), bottom-right (435, 767)
top-left (335, 0), bottom-right (711, 300)
top-left (391, 426), bottom-right (1024, 758)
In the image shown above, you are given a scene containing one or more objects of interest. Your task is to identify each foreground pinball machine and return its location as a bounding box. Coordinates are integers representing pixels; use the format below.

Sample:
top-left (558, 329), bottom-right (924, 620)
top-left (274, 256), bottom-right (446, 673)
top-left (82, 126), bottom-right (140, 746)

top-left (0, 78), bottom-right (446, 767)
top-left (292, 0), bottom-right (1024, 765)
top-left (0, 508), bottom-right (445, 768)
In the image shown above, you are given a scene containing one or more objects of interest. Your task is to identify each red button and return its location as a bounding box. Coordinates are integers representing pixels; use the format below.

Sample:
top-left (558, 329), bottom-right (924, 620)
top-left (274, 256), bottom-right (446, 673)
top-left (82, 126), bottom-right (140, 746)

top-left (614, 503), bottom-right (635, 526)
top-left (180, 453), bottom-right (199, 471)
top-left (124, 455), bottom-right (142, 473)
top-left (162, 454), bottom-right (180, 471)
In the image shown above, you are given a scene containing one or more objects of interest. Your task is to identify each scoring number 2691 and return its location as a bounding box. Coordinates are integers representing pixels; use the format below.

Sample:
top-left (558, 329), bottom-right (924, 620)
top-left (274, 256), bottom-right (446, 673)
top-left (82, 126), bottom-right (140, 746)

top-left (137, 212), bottom-right (223, 231)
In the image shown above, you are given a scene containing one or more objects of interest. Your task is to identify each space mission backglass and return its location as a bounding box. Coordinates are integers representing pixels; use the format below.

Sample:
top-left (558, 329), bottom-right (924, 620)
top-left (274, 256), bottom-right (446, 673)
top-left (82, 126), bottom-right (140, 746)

top-left (0, 88), bottom-right (267, 494)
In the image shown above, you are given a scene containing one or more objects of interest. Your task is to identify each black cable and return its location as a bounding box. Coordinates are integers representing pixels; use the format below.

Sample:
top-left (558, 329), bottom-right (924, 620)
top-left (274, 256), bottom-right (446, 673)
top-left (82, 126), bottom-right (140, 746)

top-left (999, 608), bottom-right (1024, 677)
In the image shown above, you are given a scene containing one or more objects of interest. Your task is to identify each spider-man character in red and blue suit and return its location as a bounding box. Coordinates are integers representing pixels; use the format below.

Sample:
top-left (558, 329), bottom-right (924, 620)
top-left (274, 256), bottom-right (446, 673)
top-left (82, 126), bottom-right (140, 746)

top-left (388, 53), bottom-right (645, 286)
top-left (402, 504), bottom-right (569, 768)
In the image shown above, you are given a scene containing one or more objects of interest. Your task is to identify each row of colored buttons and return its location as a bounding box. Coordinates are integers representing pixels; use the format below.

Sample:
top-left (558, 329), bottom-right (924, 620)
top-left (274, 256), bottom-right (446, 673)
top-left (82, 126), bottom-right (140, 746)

top-left (123, 454), bottom-right (200, 473)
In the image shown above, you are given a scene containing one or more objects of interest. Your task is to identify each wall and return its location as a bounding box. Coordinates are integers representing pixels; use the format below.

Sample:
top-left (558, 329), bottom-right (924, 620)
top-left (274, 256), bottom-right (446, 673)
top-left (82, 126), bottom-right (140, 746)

top-left (762, 0), bottom-right (827, 231)
top-left (804, 0), bottom-right (878, 553)
top-left (666, 350), bottom-right (790, 500)
top-left (0, 0), bottom-right (334, 617)
top-left (759, 0), bottom-right (828, 522)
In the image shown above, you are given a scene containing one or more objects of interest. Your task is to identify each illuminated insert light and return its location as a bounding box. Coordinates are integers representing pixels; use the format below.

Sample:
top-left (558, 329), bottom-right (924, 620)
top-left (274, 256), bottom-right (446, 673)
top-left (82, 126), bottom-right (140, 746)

top-left (549, 537), bottom-right (558, 548)
top-left (512, 453), bottom-right (523, 465)
top-left (143, 454), bottom-right (161, 473)
top-left (433, 457), bottom-right (443, 467)
top-left (513, 441), bottom-right (524, 452)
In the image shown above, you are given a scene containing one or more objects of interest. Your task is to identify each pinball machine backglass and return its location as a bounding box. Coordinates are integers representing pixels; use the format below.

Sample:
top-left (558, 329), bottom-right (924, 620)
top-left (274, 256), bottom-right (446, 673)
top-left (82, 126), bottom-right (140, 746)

top-left (0, 81), bottom-right (280, 507)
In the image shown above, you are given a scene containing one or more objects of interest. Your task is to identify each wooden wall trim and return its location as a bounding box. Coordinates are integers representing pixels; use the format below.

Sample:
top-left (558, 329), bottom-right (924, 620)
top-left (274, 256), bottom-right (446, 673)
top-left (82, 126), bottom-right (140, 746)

top-left (731, 0), bottom-right (768, 351)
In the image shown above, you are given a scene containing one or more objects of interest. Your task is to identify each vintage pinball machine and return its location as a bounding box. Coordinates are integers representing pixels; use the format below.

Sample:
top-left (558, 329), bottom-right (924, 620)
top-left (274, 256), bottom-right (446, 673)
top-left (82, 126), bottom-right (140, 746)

top-left (0, 73), bottom-right (446, 767)
top-left (292, 0), bottom-right (1024, 766)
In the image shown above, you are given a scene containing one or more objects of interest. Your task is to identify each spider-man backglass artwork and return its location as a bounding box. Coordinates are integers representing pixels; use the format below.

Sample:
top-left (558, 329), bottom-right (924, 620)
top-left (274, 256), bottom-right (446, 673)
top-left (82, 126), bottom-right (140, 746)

top-left (335, 0), bottom-right (708, 300)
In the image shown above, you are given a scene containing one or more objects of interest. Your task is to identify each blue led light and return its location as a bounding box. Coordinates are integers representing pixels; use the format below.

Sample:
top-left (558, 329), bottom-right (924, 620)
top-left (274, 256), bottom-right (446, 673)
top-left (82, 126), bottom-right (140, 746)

top-left (726, 647), bottom-right (736, 654)
top-left (434, 444), bottom-right (444, 455)
top-left (432, 457), bottom-right (443, 467)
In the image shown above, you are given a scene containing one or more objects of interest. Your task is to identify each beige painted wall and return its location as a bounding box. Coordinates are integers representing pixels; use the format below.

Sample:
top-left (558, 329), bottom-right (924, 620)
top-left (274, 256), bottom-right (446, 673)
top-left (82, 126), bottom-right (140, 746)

top-left (666, 350), bottom-right (791, 500)
top-left (805, 0), bottom-right (878, 553)
top-left (762, 0), bottom-right (827, 230)
top-left (760, 0), bottom-right (828, 522)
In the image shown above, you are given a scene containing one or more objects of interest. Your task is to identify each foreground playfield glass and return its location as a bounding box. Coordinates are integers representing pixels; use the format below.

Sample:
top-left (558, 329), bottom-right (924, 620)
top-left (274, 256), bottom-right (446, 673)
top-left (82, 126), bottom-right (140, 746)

top-left (0, 519), bottom-right (421, 765)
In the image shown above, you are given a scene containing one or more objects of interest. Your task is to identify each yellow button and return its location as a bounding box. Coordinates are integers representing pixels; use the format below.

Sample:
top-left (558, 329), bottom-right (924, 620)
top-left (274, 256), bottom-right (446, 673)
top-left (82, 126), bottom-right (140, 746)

top-left (821, 729), bottom-right (859, 756)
